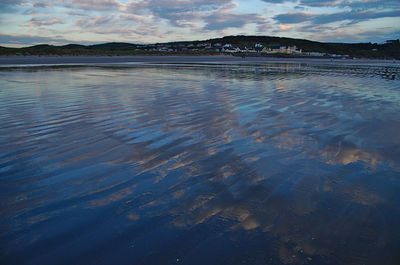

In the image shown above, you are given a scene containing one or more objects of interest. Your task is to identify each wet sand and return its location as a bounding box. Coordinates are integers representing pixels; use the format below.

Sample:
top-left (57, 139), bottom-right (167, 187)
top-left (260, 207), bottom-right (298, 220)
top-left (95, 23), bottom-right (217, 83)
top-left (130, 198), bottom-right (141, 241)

top-left (0, 55), bottom-right (398, 66)
top-left (1, 60), bottom-right (400, 265)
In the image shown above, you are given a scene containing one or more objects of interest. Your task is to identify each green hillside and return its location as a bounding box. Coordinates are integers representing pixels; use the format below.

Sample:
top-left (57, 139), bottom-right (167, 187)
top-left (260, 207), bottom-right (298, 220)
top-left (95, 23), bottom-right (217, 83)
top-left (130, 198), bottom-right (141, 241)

top-left (0, 35), bottom-right (399, 59)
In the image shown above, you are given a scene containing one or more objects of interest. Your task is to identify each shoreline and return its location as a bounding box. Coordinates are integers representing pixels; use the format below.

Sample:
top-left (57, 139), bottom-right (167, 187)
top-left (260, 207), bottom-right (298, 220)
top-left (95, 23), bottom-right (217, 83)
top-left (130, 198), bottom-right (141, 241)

top-left (0, 55), bottom-right (398, 66)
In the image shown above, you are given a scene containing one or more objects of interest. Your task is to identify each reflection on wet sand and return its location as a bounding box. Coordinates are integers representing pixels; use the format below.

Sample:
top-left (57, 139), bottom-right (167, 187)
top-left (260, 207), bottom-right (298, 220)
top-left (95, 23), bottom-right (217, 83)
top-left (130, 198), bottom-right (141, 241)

top-left (1, 63), bottom-right (400, 265)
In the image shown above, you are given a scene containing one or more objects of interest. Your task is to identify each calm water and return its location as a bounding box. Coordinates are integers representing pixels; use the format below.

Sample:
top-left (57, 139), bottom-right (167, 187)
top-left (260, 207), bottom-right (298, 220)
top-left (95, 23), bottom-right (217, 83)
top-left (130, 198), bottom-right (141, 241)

top-left (1, 62), bottom-right (400, 265)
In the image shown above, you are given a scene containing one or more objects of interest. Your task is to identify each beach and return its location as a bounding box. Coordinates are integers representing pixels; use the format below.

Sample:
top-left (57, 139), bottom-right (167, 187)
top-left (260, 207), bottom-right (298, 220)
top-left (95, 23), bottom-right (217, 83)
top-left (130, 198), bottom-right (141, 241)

top-left (1, 59), bottom-right (400, 265)
top-left (0, 55), bottom-right (398, 66)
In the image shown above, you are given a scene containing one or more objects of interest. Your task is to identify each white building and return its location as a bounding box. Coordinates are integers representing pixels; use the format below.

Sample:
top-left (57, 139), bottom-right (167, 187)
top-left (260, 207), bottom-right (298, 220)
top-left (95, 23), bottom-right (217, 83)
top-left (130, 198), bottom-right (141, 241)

top-left (221, 44), bottom-right (233, 52)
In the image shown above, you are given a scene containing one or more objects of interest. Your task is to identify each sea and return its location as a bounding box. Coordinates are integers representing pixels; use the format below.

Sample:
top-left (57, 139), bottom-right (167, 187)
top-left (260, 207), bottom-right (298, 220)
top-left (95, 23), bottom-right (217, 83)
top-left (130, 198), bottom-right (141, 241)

top-left (1, 60), bottom-right (400, 265)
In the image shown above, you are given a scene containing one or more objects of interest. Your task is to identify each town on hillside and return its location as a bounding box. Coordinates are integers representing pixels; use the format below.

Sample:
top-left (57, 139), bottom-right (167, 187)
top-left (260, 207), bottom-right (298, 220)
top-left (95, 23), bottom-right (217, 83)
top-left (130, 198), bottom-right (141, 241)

top-left (135, 42), bottom-right (346, 58)
top-left (1, 36), bottom-right (398, 59)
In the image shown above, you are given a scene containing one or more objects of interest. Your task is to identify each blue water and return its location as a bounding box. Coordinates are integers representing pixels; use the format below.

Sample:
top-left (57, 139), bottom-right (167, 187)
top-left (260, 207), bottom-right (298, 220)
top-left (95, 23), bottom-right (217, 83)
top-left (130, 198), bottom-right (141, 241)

top-left (1, 62), bottom-right (400, 265)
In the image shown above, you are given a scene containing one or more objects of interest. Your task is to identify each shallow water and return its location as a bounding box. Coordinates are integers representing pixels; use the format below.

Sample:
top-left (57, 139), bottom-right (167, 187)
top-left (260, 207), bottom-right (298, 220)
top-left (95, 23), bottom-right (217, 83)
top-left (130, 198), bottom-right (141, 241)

top-left (1, 62), bottom-right (400, 265)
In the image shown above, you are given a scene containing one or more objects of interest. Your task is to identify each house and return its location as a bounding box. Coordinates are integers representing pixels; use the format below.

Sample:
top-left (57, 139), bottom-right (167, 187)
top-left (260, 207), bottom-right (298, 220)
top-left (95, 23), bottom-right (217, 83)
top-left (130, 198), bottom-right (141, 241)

top-left (261, 47), bottom-right (271, 53)
top-left (269, 46), bottom-right (281, 53)
top-left (254, 43), bottom-right (263, 52)
top-left (305, 52), bottom-right (325, 56)
top-left (221, 44), bottom-right (233, 52)
top-left (287, 45), bottom-right (302, 53)
top-left (222, 44), bottom-right (242, 53)
top-left (197, 43), bottom-right (211, 48)
top-left (260, 45), bottom-right (302, 54)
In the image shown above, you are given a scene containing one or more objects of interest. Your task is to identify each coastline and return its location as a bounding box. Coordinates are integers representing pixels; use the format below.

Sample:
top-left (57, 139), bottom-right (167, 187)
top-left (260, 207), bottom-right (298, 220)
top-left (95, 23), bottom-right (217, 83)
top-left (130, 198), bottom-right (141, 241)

top-left (0, 55), bottom-right (398, 66)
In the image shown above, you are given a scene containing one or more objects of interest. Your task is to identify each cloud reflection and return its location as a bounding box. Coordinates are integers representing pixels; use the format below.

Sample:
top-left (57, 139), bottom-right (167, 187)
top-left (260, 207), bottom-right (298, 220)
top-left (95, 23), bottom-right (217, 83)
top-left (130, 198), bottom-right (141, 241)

top-left (1, 63), bottom-right (400, 264)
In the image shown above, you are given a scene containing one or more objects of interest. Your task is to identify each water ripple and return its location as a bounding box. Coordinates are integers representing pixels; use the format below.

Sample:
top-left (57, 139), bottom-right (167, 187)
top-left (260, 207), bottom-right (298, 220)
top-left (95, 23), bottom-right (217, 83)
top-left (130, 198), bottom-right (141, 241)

top-left (1, 63), bottom-right (400, 265)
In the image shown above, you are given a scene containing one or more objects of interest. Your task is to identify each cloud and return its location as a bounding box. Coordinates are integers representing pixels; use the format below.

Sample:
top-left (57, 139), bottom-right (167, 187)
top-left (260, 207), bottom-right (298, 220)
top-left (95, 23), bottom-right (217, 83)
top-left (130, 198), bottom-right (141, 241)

top-left (340, 0), bottom-right (400, 10)
top-left (61, 0), bottom-right (122, 11)
top-left (353, 28), bottom-right (400, 42)
top-left (0, 0), bottom-right (26, 13)
top-left (22, 17), bottom-right (65, 27)
top-left (274, 10), bottom-right (400, 24)
top-left (274, 12), bottom-right (313, 24)
top-left (32, 2), bottom-right (49, 8)
top-left (127, 0), bottom-right (232, 27)
top-left (125, 0), bottom-right (268, 31)
top-left (0, 0), bottom-right (25, 5)
top-left (0, 34), bottom-right (76, 46)
top-left (262, 0), bottom-right (400, 9)
top-left (298, 0), bottom-right (339, 7)
top-left (261, 0), bottom-right (336, 6)
top-left (135, 0), bottom-right (230, 12)
top-left (296, 24), bottom-right (400, 42)
top-left (313, 10), bottom-right (400, 24)
top-left (76, 16), bottom-right (114, 28)
top-left (260, 0), bottom-right (287, 3)
top-left (203, 11), bottom-right (266, 31)
top-left (119, 13), bottom-right (148, 23)
top-left (0, 0), bottom-right (399, 45)
top-left (127, 0), bottom-right (231, 16)
top-left (279, 24), bottom-right (293, 30)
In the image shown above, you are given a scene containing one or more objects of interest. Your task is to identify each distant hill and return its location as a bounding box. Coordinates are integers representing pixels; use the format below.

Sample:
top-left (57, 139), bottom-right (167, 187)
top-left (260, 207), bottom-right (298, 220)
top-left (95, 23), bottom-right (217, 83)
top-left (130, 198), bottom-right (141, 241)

top-left (0, 35), bottom-right (399, 59)
top-left (88, 42), bottom-right (138, 50)
top-left (194, 35), bottom-right (400, 59)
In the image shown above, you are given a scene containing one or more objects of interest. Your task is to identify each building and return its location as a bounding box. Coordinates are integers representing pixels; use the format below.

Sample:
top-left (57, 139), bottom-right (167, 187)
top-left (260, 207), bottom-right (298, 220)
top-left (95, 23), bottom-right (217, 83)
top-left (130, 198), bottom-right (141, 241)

top-left (221, 44), bottom-right (233, 52)
top-left (260, 45), bottom-right (302, 54)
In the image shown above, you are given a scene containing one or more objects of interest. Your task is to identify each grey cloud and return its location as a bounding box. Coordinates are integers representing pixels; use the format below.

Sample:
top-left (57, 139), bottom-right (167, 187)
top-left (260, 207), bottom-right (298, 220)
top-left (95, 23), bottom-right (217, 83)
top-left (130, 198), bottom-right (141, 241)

top-left (119, 14), bottom-right (146, 22)
top-left (27, 17), bottom-right (65, 27)
top-left (204, 12), bottom-right (266, 30)
top-left (67, 11), bottom-right (87, 16)
top-left (127, 0), bottom-right (231, 26)
top-left (75, 16), bottom-right (114, 28)
top-left (274, 10), bottom-right (400, 24)
top-left (1, 0), bottom-right (122, 12)
top-left (273, 12), bottom-right (313, 24)
top-left (314, 10), bottom-right (400, 24)
top-left (300, 26), bottom-right (400, 42)
top-left (294, 5), bottom-right (306, 10)
top-left (0, 0), bottom-right (26, 12)
top-left (62, 0), bottom-right (121, 11)
top-left (0, 0), bottom-right (25, 5)
top-left (22, 1), bottom-right (52, 15)
top-left (260, 0), bottom-right (287, 3)
top-left (261, 0), bottom-right (335, 5)
top-left (88, 26), bottom-right (161, 38)
top-left (128, 0), bottom-right (231, 15)
top-left (33, 2), bottom-right (49, 8)
top-left (263, 0), bottom-right (400, 9)
top-left (126, 0), bottom-right (269, 30)
top-left (354, 29), bottom-right (400, 42)
top-left (299, 0), bottom-right (338, 7)
top-left (0, 34), bottom-right (79, 46)
top-left (340, 0), bottom-right (400, 10)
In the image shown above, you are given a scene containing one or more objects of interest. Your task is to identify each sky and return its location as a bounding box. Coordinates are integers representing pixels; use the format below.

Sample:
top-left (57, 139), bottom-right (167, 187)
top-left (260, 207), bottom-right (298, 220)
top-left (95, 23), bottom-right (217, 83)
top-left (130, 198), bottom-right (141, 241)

top-left (0, 0), bottom-right (399, 47)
